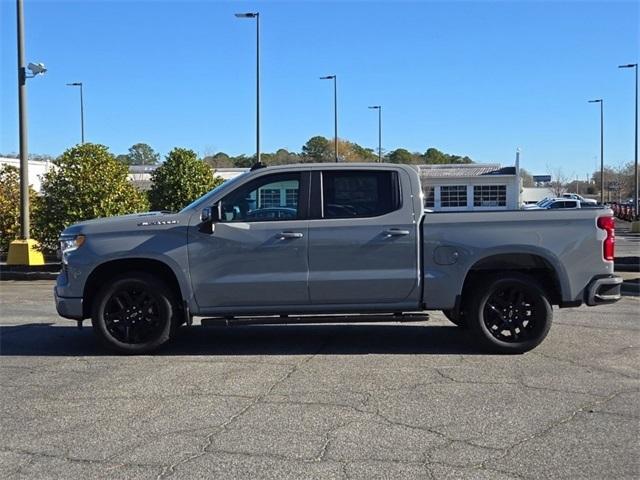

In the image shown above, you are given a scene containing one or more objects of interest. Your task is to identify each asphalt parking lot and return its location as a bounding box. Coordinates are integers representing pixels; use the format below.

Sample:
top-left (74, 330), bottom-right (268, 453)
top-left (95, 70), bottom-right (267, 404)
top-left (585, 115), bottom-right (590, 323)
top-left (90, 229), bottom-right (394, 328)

top-left (0, 281), bottom-right (638, 480)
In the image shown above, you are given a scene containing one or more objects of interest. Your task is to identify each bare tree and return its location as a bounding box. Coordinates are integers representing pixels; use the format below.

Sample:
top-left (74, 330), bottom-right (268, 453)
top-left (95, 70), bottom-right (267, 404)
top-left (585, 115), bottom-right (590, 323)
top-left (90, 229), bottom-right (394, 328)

top-left (549, 168), bottom-right (568, 197)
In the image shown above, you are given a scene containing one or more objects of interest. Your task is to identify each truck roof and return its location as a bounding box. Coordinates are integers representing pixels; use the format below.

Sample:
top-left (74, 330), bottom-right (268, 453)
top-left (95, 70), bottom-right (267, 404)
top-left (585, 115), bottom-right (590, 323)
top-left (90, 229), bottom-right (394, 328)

top-left (249, 162), bottom-right (418, 173)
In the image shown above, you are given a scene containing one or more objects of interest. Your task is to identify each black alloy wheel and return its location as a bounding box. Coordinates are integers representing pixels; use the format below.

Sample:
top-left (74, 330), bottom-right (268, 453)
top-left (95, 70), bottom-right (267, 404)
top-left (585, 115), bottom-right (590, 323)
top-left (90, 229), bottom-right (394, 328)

top-left (103, 286), bottom-right (163, 344)
top-left (92, 273), bottom-right (176, 354)
top-left (469, 273), bottom-right (552, 354)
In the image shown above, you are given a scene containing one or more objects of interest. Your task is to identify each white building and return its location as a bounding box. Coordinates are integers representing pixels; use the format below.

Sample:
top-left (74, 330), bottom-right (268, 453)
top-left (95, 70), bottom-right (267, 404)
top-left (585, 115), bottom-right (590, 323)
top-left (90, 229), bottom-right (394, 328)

top-left (0, 156), bottom-right (53, 192)
top-left (128, 165), bottom-right (247, 190)
top-left (416, 164), bottom-right (520, 211)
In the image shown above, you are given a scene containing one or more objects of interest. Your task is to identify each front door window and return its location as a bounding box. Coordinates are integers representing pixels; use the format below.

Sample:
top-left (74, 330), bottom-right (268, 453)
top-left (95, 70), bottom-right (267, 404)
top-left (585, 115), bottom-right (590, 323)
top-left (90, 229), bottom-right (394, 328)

top-left (221, 173), bottom-right (301, 222)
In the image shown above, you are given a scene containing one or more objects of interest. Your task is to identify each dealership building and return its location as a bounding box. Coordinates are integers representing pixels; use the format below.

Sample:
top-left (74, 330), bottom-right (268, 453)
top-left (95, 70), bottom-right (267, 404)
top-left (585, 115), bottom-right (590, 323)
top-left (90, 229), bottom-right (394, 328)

top-left (416, 163), bottom-right (520, 211)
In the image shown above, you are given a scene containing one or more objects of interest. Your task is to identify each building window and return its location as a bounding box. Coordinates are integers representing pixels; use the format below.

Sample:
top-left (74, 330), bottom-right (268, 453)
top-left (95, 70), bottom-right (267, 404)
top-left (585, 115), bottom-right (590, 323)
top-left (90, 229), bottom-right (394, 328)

top-left (259, 189), bottom-right (281, 208)
top-left (423, 186), bottom-right (435, 208)
top-left (440, 185), bottom-right (467, 208)
top-left (285, 188), bottom-right (299, 208)
top-left (474, 185), bottom-right (506, 207)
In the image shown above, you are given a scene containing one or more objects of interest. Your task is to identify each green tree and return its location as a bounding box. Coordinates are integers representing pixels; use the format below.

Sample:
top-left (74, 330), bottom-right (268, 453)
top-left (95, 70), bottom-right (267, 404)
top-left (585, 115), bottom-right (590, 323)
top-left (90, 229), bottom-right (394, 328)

top-left (115, 154), bottom-right (130, 164)
top-left (423, 148), bottom-right (448, 164)
top-left (269, 148), bottom-right (301, 165)
top-left (0, 165), bottom-right (38, 253)
top-left (33, 143), bottom-right (149, 251)
top-left (148, 148), bottom-right (223, 212)
top-left (387, 148), bottom-right (414, 164)
top-left (124, 143), bottom-right (160, 165)
top-left (422, 148), bottom-right (473, 165)
top-left (350, 143), bottom-right (378, 162)
top-left (302, 136), bottom-right (331, 162)
top-left (203, 152), bottom-right (234, 169)
top-left (231, 154), bottom-right (254, 168)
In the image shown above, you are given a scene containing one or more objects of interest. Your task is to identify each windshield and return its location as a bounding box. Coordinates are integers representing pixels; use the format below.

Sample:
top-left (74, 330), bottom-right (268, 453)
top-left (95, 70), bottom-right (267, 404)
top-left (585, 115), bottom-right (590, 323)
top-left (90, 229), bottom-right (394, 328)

top-left (179, 173), bottom-right (249, 213)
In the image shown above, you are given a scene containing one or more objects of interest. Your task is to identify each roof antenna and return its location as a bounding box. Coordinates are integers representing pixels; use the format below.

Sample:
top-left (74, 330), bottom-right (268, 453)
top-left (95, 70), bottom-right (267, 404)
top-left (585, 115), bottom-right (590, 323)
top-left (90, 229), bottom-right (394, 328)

top-left (250, 161), bottom-right (267, 171)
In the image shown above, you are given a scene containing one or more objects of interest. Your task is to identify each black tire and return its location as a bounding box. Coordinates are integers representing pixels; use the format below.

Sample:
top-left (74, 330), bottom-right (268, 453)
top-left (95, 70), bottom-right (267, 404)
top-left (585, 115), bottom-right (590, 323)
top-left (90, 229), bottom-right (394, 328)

top-left (468, 272), bottom-right (552, 354)
top-left (442, 309), bottom-right (466, 328)
top-left (91, 272), bottom-right (177, 354)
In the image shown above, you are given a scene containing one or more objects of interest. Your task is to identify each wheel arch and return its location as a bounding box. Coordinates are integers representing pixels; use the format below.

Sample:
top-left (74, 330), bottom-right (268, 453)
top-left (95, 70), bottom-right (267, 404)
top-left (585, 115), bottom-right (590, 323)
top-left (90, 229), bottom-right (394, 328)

top-left (460, 250), bottom-right (567, 307)
top-left (82, 258), bottom-right (186, 318)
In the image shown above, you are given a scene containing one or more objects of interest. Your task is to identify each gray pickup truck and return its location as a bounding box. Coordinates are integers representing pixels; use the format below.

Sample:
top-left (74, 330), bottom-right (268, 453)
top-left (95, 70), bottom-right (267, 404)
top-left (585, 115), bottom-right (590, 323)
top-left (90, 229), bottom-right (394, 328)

top-left (55, 163), bottom-right (622, 354)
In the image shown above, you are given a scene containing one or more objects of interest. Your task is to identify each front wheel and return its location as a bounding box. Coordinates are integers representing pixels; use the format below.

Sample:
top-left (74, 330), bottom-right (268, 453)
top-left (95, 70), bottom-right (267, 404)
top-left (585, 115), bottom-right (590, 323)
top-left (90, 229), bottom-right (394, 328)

top-left (468, 273), bottom-right (552, 354)
top-left (91, 273), bottom-right (176, 354)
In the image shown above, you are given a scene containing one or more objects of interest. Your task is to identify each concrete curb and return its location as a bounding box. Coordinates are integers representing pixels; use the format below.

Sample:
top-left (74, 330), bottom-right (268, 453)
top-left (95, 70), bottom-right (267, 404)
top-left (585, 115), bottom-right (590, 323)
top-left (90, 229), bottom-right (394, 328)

top-left (0, 271), bottom-right (59, 281)
top-left (0, 263), bottom-right (61, 281)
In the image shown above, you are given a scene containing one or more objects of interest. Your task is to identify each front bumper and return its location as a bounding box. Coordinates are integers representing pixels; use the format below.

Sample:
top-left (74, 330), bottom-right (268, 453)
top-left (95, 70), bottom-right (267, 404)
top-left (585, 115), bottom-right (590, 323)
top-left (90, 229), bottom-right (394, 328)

top-left (585, 274), bottom-right (623, 306)
top-left (54, 287), bottom-right (84, 320)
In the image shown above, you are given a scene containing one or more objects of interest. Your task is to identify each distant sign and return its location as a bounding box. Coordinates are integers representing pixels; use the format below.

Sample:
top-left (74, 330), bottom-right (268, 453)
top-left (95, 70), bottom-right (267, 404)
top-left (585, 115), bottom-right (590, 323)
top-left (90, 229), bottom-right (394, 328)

top-left (532, 175), bottom-right (551, 183)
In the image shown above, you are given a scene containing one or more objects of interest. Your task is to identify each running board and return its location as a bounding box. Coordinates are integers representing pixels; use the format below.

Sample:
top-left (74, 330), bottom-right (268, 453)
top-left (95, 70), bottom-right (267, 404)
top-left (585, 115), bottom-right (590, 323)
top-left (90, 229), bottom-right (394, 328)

top-left (200, 313), bottom-right (429, 327)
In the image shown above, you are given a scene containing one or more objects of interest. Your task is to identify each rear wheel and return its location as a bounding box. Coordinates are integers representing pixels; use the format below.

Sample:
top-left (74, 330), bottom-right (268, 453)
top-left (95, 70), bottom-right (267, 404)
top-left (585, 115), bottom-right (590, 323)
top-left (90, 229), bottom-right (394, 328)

top-left (468, 273), bottom-right (552, 354)
top-left (91, 273), bottom-right (176, 354)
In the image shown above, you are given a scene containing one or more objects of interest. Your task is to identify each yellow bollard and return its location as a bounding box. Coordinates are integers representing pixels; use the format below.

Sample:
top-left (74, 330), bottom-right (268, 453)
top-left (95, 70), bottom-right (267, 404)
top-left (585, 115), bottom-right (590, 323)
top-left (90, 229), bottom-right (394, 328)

top-left (6, 239), bottom-right (45, 266)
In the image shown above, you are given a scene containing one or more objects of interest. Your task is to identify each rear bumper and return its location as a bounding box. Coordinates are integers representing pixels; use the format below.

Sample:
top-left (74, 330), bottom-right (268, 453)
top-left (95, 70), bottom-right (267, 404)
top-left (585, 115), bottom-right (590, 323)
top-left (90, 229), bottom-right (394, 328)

top-left (54, 287), bottom-right (84, 320)
top-left (585, 274), bottom-right (622, 306)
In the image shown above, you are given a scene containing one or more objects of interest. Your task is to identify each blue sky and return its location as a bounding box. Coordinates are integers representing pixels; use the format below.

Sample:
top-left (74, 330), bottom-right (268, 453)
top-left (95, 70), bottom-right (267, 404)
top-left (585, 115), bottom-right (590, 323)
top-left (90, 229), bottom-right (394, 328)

top-left (0, 0), bottom-right (638, 176)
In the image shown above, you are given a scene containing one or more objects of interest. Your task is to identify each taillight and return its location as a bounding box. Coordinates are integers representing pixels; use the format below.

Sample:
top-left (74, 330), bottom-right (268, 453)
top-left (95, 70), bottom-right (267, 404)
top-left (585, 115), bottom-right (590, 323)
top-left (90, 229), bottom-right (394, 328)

top-left (597, 216), bottom-right (615, 261)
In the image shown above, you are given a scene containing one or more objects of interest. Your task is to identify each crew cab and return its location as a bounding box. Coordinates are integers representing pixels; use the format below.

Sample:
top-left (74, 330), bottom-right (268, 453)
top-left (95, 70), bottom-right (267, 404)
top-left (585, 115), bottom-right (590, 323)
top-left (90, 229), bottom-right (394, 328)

top-left (55, 163), bottom-right (622, 354)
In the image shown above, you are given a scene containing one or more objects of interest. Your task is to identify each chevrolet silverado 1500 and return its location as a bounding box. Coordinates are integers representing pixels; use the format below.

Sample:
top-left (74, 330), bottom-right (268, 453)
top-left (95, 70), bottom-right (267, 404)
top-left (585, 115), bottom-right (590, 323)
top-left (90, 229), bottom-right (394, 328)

top-left (55, 163), bottom-right (622, 354)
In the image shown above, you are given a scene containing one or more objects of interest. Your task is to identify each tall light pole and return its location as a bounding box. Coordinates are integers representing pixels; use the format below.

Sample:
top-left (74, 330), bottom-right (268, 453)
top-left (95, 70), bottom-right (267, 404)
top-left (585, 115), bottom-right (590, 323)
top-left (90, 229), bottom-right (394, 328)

top-left (235, 12), bottom-right (260, 164)
top-left (589, 99), bottom-right (604, 204)
top-left (8, 0), bottom-right (46, 265)
top-left (368, 105), bottom-right (382, 162)
top-left (320, 75), bottom-right (338, 162)
top-left (16, 0), bottom-right (29, 241)
top-left (619, 63), bottom-right (638, 219)
top-left (66, 82), bottom-right (84, 144)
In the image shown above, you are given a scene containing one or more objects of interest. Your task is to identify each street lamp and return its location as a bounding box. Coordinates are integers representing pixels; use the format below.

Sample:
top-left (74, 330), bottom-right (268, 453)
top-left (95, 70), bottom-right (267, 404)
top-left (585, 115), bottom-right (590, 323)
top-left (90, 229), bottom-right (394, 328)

top-left (66, 82), bottom-right (84, 144)
top-left (368, 105), bottom-right (382, 162)
top-left (235, 12), bottom-right (261, 164)
top-left (8, 0), bottom-right (46, 266)
top-left (320, 75), bottom-right (338, 162)
top-left (618, 63), bottom-right (638, 220)
top-left (588, 99), bottom-right (604, 204)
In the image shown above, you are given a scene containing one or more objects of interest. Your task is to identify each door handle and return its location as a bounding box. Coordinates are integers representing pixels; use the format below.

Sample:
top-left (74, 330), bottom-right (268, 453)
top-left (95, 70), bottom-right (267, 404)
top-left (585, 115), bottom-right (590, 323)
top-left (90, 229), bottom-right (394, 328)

top-left (385, 229), bottom-right (410, 236)
top-left (278, 231), bottom-right (304, 239)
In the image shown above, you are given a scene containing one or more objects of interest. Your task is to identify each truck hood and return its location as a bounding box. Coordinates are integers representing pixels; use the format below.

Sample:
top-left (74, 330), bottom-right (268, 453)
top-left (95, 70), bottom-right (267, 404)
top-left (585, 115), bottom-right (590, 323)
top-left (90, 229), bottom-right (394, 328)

top-left (61, 211), bottom-right (187, 237)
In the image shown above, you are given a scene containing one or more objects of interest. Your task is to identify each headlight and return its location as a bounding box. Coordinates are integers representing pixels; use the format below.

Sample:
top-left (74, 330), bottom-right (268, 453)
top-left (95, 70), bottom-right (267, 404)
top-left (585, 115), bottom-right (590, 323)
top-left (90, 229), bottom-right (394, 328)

top-left (58, 234), bottom-right (86, 263)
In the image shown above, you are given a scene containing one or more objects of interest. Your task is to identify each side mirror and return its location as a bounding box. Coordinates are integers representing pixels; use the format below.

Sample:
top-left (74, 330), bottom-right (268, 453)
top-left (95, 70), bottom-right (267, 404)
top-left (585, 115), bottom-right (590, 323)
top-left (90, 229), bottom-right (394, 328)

top-left (201, 202), bottom-right (221, 223)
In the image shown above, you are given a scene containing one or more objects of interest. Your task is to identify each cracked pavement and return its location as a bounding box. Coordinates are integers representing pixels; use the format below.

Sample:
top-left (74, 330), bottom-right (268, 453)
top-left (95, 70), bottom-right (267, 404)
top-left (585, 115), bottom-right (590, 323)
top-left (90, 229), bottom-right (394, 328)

top-left (0, 281), bottom-right (638, 479)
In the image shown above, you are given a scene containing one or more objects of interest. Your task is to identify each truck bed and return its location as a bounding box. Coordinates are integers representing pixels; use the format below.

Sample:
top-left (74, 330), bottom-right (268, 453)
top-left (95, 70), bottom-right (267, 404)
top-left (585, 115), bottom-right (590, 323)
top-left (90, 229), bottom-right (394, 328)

top-left (421, 208), bottom-right (614, 310)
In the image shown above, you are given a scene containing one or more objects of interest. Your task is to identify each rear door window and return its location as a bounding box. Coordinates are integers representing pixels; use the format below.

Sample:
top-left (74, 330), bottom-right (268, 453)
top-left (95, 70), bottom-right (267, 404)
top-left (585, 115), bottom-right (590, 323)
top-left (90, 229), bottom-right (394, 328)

top-left (321, 170), bottom-right (400, 218)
